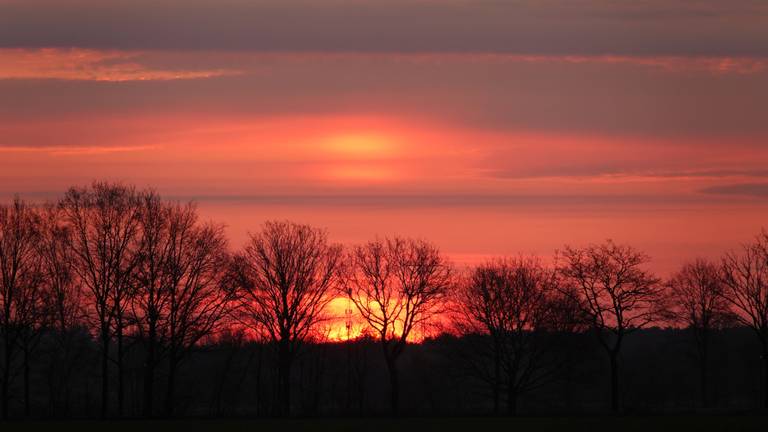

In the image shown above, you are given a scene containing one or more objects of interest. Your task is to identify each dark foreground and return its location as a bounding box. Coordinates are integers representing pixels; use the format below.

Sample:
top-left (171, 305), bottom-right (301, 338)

top-left (2, 416), bottom-right (766, 432)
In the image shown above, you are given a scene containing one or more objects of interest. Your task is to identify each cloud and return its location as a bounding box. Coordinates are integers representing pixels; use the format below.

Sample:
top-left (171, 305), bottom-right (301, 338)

top-left (0, 1), bottom-right (767, 56)
top-left (490, 166), bottom-right (768, 181)
top-left (700, 183), bottom-right (768, 197)
top-left (0, 144), bottom-right (157, 155)
top-left (0, 48), bottom-right (240, 81)
top-left (166, 193), bottom-right (709, 208)
top-left (2, 52), bottom-right (768, 138)
top-left (520, 55), bottom-right (768, 75)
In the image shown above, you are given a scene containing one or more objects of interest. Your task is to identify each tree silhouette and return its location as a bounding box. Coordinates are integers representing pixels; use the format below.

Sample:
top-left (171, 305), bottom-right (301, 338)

top-left (132, 191), bottom-right (170, 417)
top-left (720, 231), bottom-right (768, 409)
top-left (14, 262), bottom-right (45, 418)
top-left (160, 204), bottom-right (231, 416)
top-left (60, 182), bottom-right (142, 418)
top-left (38, 202), bottom-right (83, 336)
top-left (452, 256), bottom-right (562, 415)
top-left (37, 202), bottom-right (85, 417)
top-left (558, 240), bottom-right (663, 413)
top-left (0, 198), bottom-right (42, 419)
top-left (667, 258), bottom-right (734, 408)
top-left (5, 183), bottom-right (768, 418)
top-left (132, 192), bottom-right (232, 417)
top-left (343, 237), bottom-right (452, 414)
top-left (230, 221), bottom-right (342, 416)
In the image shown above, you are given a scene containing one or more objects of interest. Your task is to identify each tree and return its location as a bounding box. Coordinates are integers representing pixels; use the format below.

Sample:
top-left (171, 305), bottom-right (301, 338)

top-left (230, 221), bottom-right (342, 416)
top-left (38, 203), bottom-right (83, 337)
top-left (160, 205), bottom-right (231, 416)
top-left (558, 240), bottom-right (663, 412)
top-left (343, 237), bottom-right (452, 414)
top-left (131, 191), bottom-right (170, 417)
top-left (667, 259), bottom-right (734, 408)
top-left (132, 192), bottom-right (232, 417)
top-left (13, 259), bottom-right (45, 418)
top-left (720, 231), bottom-right (768, 409)
top-left (60, 182), bottom-right (142, 418)
top-left (452, 257), bottom-right (562, 415)
top-left (0, 197), bottom-right (42, 419)
top-left (37, 203), bottom-right (85, 417)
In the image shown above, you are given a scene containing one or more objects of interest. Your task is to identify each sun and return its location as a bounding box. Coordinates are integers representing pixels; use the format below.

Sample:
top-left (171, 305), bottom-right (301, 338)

top-left (323, 133), bottom-right (397, 160)
top-left (323, 297), bottom-right (364, 341)
top-left (321, 132), bottom-right (400, 181)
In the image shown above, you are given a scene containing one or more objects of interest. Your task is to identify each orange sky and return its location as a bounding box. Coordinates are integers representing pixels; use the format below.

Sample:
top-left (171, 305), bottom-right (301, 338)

top-left (2, 1), bottom-right (768, 285)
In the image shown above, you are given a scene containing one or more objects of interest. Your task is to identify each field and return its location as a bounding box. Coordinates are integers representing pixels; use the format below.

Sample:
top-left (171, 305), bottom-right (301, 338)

top-left (3, 416), bottom-right (767, 432)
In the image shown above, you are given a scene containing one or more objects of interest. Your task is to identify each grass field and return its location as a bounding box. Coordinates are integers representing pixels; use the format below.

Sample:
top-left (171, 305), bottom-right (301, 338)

top-left (3, 416), bottom-right (767, 432)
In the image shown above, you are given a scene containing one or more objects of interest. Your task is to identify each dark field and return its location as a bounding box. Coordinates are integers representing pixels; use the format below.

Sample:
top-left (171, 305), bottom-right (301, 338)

top-left (3, 416), bottom-right (767, 432)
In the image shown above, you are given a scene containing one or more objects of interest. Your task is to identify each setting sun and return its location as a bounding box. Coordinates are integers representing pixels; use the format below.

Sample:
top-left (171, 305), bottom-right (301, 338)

top-left (324, 133), bottom-right (397, 160)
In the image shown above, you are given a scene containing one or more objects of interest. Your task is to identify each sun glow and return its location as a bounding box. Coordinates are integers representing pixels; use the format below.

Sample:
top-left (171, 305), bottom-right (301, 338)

top-left (320, 296), bottom-right (436, 343)
top-left (322, 297), bottom-right (364, 342)
top-left (319, 132), bottom-right (402, 181)
top-left (324, 133), bottom-right (397, 160)
top-left (326, 164), bottom-right (396, 181)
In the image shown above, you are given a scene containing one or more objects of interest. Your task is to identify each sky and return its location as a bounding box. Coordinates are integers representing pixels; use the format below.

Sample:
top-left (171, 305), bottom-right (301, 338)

top-left (1, 0), bottom-right (768, 277)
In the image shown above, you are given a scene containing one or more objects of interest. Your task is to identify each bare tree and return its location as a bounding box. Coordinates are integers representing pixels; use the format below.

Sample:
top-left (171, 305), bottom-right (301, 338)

top-left (131, 191), bottom-right (170, 417)
top-left (131, 192), bottom-right (232, 417)
top-left (37, 203), bottom-right (85, 417)
top-left (230, 220), bottom-right (342, 416)
top-left (343, 237), bottom-right (452, 414)
top-left (60, 182), bottom-right (142, 418)
top-left (720, 231), bottom-right (768, 409)
top-left (452, 256), bottom-right (562, 415)
top-left (558, 240), bottom-right (663, 413)
top-left (38, 203), bottom-right (84, 337)
top-left (161, 207), bottom-right (231, 416)
top-left (667, 259), bottom-right (734, 408)
top-left (14, 261), bottom-right (45, 418)
top-left (0, 197), bottom-right (42, 419)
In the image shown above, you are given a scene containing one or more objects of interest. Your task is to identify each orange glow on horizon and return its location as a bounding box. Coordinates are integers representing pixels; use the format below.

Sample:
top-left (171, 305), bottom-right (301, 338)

top-left (321, 296), bottom-right (437, 343)
top-left (323, 133), bottom-right (398, 159)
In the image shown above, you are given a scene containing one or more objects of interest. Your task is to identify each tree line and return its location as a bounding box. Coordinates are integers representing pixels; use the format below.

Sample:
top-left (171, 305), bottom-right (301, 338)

top-left (1, 182), bottom-right (767, 419)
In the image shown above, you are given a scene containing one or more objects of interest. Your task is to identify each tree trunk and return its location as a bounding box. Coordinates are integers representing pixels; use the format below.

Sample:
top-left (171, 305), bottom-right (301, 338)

top-left (384, 354), bottom-right (400, 415)
top-left (51, 331), bottom-right (75, 418)
top-left (116, 322), bottom-right (124, 417)
top-left (62, 336), bottom-right (77, 418)
top-left (493, 340), bottom-right (501, 415)
top-left (763, 348), bottom-right (768, 410)
top-left (609, 350), bottom-right (619, 413)
top-left (700, 352), bottom-right (708, 409)
top-left (143, 323), bottom-right (156, 418)
top-left (100, 327), bottom-right (110, 419)
top-left (507, 380), bottom-right (518, 416)
top-left (23, 342), bottom-right (30, 417)
top-left (697, 330), bottom-right (709, 409)
top-left (255, 344), bottom-right (263, 417)
top-left (165, 352), bottom-right (177, 417)
top-left (277, 340), bottom-right (292, 417)
top-left (1, 336), bottom-right (11, 420)
top-left (346, 341), bottom-right (352, 411)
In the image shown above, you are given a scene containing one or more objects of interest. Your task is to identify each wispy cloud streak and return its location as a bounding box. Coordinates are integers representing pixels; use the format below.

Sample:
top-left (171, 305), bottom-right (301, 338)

top-left (0, 48), bottom-right (240, 81)
top-left (0, 144), bottom-right (157, 155)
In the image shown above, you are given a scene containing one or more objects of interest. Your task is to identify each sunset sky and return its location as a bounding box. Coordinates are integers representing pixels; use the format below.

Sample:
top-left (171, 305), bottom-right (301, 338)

top-left (2, 0), bottom-right (768, 275)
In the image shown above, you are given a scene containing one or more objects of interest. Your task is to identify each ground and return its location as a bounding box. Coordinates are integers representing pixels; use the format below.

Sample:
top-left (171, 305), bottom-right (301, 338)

top-left (2, 416), bottom-right (767, 432)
